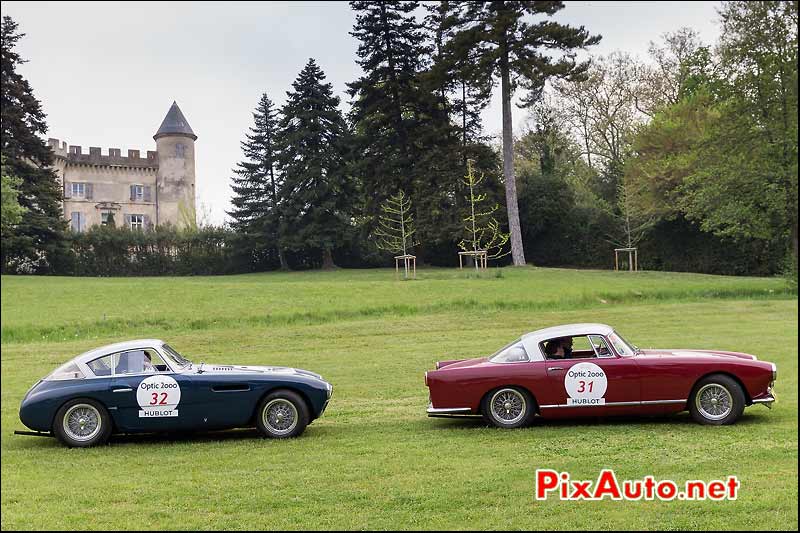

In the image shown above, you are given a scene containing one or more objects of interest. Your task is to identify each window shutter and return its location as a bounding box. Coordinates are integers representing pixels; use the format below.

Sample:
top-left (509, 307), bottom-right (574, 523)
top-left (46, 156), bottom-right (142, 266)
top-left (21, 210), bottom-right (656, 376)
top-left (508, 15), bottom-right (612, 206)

top-left (85, 183), bottom-right (93, 200)
top-left (144, 186), bottom-right (152, 202)
top-left (124, 214), bottom-right (132, 228)
top-left (79, 212), bottom-right (86, 232)
top-left (144, 215), bottom-right (151, 230)
top-left (64, 181), bottom-right (72, 199)
top-left (130, 185), bottom-right (136, 201)
top-left (71, 212), bottom-right (80, 232)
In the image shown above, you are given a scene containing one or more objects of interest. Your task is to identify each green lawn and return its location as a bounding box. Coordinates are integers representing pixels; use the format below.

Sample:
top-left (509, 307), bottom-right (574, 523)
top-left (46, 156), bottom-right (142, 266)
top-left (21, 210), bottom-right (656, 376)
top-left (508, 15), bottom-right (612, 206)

top-left (1, 268), bottom-right (797, 530)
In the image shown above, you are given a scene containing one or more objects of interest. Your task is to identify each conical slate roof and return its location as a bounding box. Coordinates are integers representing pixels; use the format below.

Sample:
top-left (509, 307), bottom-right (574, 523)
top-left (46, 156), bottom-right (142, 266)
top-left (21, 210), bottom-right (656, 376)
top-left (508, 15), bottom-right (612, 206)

top-left (153, 101), bottom-right (197, 140)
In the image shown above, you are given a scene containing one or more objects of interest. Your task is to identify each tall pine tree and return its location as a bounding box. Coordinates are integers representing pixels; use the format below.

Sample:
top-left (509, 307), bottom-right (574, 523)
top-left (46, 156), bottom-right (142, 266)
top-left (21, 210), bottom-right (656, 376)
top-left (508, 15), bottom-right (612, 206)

top-left (348, 1), bottom-right (427, 201)
top-left (1, 16), bottom-right (69, 273)
top-left (425, 1), bottom-right (492, 164)
top-left (275, 59), bottom-right (353, 269)
top-left (446, 2), bottom-right (601, 265)
top-left (227, 93), bottom-right (288, 270)
top-left (348, 0), bottom-right (462, 263)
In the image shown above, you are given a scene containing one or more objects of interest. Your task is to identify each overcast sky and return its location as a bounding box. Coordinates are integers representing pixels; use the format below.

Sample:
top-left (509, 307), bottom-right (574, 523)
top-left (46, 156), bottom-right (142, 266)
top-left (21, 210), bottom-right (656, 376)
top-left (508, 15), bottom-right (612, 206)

top-left (4, 1), bottom-right (724, 225)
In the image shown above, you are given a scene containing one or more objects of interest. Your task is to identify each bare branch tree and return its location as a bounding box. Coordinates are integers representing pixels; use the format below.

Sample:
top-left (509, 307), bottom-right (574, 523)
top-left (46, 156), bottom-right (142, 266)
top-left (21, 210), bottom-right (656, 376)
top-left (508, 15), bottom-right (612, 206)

top-left (605, 176), bottom-right (656, 250)
top-left (459, 159), bottom-right (510, 270)
top-left (374, 190), bottom-right (418, 278)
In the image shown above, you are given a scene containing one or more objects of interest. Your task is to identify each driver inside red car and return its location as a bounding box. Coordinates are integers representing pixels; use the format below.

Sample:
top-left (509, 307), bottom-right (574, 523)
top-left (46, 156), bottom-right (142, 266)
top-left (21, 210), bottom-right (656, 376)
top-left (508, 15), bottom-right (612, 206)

top-left (545, 337), bottom-right (574, 359)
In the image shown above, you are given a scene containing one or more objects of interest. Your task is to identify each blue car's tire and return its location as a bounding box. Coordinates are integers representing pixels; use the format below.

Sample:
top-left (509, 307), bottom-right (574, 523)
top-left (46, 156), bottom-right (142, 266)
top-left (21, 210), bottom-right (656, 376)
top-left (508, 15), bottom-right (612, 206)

top-left (256, 390), bottom-right (310, 438)
top-left (53, 398), bottom-right (112, 447)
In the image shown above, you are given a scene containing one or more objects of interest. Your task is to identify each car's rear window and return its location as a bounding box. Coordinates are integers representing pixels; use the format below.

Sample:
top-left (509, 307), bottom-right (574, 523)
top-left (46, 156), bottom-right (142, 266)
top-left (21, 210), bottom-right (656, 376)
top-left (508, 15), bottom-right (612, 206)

top-left (489, 340), bottom-right (529, 363)
top-left (45, 361), bottom-right (86, 381)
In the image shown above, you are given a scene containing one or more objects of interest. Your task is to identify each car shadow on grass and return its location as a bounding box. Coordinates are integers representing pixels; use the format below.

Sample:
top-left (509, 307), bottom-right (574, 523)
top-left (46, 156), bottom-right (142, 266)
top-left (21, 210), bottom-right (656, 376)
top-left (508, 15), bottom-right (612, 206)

top-left (108, 428), bottom-right (265, 446)
top-left (11, 428), bottom-right (277, 449)
top-left (426, 410), bottom-right (775, 430)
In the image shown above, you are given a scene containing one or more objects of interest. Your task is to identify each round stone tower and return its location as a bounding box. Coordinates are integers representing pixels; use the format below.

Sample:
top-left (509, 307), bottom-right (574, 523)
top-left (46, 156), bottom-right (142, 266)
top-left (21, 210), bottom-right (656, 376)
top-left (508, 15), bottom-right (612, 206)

top-left (153, 101), bottom-right (197, 228)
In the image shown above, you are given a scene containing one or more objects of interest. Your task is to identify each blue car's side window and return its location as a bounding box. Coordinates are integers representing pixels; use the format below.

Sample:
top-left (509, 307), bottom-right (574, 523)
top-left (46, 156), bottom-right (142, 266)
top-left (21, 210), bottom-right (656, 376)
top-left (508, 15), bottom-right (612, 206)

top-left (87, 355), bottom-right (114, 376)
top-left (114, 349), bottom-right (169, 375)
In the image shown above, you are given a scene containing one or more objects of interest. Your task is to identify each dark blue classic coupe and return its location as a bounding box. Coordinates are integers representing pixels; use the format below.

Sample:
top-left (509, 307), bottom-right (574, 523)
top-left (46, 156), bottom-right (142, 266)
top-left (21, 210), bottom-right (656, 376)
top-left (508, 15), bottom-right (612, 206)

top-left (18, 340), bottom-right (333, 447)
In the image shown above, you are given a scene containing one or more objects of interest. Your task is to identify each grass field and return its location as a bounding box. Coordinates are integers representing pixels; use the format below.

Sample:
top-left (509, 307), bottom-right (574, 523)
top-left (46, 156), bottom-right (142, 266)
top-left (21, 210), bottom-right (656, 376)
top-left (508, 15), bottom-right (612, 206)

top-left (1, 267), bottom-right (797, 530)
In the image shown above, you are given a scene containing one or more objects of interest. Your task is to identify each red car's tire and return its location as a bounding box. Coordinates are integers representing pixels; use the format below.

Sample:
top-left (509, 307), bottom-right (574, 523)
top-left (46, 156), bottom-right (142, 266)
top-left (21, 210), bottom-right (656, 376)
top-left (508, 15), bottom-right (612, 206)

top-left (52, 398), bottom-right (112, 448)
top-left (481, 387), bottom-right (536, 429)
top-left (256, 390), bottom-right (310, 438)
top-left (689, 374), bottom-right (746, 425)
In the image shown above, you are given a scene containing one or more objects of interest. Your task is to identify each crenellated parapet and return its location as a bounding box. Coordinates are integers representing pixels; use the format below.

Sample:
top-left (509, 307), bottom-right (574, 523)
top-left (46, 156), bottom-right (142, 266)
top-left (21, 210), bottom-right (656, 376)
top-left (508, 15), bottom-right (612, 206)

top-left (48, 138), bottom-right (158, 168)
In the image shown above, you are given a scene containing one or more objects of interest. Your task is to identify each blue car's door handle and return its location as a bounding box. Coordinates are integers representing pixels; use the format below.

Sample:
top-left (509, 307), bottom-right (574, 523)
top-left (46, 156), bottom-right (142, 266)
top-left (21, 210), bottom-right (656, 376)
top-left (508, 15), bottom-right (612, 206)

top-left (111, 387), bottom-right (133, 393)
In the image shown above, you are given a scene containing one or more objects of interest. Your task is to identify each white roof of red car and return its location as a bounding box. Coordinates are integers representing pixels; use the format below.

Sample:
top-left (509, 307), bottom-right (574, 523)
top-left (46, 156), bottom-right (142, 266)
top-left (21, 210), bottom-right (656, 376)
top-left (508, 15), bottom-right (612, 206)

top-left (522, 323), bottom-right (614, 343)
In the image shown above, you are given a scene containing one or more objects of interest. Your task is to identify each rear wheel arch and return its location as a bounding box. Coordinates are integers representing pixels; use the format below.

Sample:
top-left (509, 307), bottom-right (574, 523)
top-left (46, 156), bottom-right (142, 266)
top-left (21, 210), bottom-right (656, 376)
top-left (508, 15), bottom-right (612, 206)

top-left (479, 385), bottom-right (539, 414)
top-left (51, 397), bottom-right (113, 447)
top-left (479, 385), bottom-right (539, 428)
top-left (51, 395), bottom-right (118, 434)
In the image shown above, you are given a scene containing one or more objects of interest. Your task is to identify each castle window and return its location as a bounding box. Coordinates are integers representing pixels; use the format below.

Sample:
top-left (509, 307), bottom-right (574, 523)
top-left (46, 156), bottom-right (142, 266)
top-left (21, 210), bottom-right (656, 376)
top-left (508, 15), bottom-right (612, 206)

top-left (129, 184), bottom-right (151, 202)
top-left (70, 212), bottom-right (85, 232)
top-left (129, 214), bottom-right (144, 230)
top-left (101, 212), bottom-right (116, 226)
top-left (175, 143), bottom-right (185, 158)
top-left (71, 182), bottom-right (85, 198)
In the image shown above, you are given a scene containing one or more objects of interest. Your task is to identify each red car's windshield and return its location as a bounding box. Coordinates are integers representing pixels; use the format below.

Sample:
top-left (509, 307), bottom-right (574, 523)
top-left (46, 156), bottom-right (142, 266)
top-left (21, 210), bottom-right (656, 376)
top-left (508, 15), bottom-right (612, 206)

top-left (608, 331), bottom-right (638, 356)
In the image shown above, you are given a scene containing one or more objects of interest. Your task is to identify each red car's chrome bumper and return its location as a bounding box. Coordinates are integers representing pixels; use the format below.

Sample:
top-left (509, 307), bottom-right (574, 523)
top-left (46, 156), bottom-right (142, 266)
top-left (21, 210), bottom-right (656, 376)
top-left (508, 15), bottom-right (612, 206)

top-left (752, 390), bottom-right (776, 409)
top-left (426, 403), bottom-right (478, 417)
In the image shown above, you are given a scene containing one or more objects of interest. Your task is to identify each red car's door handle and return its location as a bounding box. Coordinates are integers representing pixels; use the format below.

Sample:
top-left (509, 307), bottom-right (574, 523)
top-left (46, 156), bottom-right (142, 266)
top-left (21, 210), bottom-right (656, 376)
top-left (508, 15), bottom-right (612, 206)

top-left (547, 366), bottom-right (564, 372)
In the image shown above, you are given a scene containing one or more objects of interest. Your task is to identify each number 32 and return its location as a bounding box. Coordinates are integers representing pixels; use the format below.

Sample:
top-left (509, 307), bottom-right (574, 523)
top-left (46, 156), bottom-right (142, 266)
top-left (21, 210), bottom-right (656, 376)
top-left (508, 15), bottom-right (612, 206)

top-left (150, 392), bottom-right (168, 405)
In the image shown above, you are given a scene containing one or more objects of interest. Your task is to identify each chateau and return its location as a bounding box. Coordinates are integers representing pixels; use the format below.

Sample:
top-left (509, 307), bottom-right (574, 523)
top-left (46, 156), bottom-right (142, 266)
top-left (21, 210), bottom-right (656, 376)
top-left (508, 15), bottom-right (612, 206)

top-left (49, 101), bottom-right (198, 232)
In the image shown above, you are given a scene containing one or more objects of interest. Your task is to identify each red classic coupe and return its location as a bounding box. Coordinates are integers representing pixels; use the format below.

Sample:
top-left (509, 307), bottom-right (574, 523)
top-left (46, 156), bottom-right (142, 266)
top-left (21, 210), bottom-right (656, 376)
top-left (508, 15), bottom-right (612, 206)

top-left (425, 324), bottom-right (776, 428)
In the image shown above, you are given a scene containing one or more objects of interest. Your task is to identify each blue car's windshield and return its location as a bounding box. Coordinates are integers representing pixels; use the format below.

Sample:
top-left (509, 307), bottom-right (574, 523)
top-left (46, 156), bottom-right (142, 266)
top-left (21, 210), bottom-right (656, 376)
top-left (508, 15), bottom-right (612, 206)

top-left (162, 344), bottom-right (193, 369)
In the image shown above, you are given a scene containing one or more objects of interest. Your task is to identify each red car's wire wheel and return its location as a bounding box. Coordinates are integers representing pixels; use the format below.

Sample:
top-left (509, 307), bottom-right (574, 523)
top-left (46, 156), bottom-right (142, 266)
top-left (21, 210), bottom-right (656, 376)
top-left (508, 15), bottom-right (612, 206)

top-left (490, 388), bottom-right (527, 425)
top-left (695, 384), bottom-right (733, 421)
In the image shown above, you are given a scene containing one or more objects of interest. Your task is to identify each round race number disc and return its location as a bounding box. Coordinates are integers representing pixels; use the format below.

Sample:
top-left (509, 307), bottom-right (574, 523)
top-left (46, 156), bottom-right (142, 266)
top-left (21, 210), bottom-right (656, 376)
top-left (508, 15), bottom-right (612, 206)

top-left (564, 362), bottom-right (607, 406)
top-left (136, 375), bottom-right (181, 414)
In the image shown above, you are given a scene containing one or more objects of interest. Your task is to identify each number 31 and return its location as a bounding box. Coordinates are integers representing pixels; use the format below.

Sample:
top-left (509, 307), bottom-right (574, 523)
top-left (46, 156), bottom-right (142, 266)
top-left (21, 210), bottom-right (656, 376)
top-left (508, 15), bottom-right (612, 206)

top-left (577, 381), bottom-right (594, 393)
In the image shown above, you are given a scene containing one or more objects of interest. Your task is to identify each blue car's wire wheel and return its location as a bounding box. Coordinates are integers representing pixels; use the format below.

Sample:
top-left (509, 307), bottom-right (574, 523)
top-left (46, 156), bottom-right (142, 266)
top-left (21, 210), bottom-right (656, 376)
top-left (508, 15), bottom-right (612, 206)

top-left (256, 390), bottom-right (310, 439)
top-left (63, 403), bottom-right (102, 442)
top-left (263, 398), bottom-right (299, 435)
